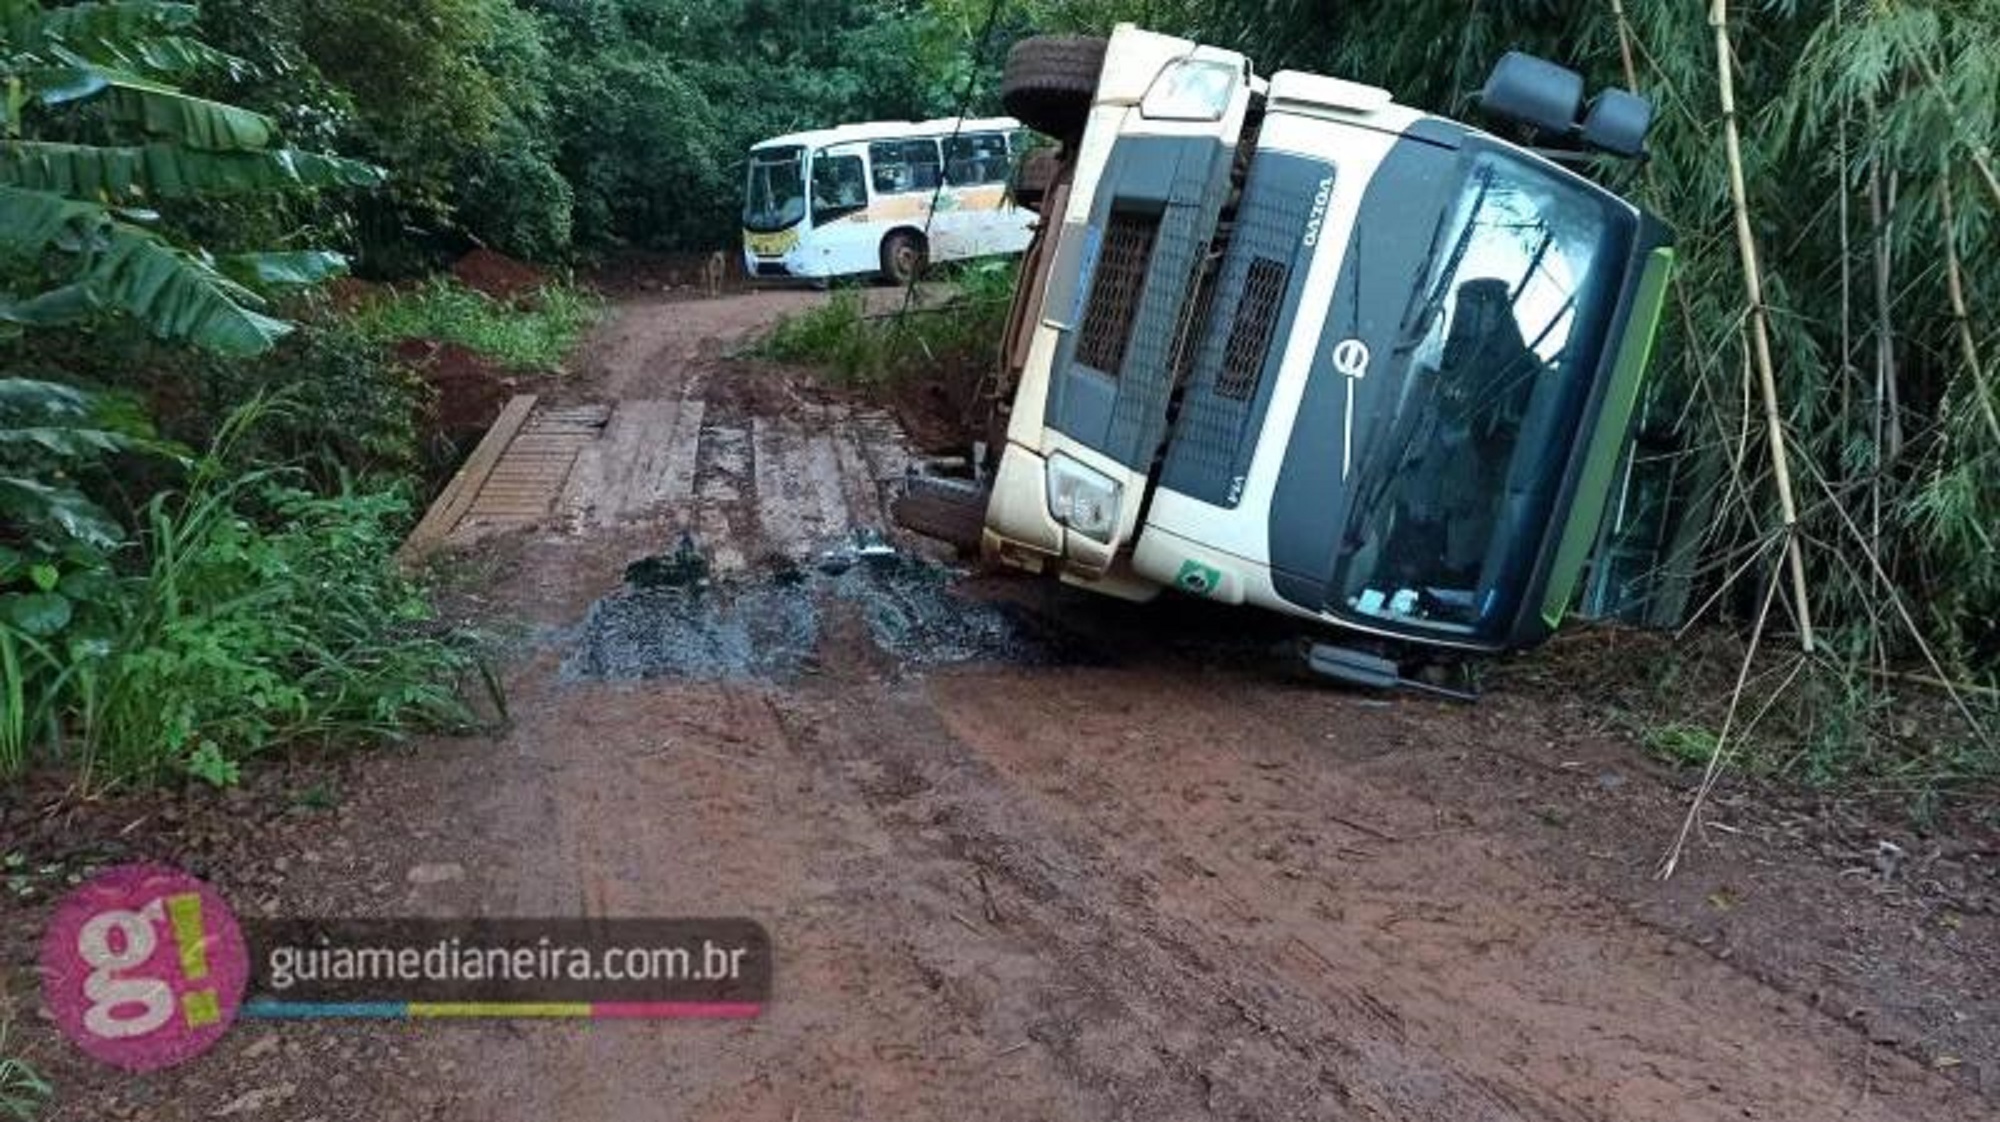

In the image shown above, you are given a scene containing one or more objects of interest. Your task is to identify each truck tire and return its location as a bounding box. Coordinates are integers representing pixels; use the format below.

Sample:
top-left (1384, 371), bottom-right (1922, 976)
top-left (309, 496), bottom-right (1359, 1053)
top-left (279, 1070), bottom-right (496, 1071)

top-left (891, 475), bottom-right (990, 553)
top-left (1001, 35), bottom-right (1106, 141)
top-left (1010, 147), bottom-right (1060, 212)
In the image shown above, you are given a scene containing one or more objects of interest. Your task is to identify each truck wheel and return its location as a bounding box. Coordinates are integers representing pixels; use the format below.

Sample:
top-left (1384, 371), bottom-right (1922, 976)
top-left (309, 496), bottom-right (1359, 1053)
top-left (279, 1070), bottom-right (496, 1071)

top-left (880, 230), bottom-right (926, 285)
top-left (1010, 147), bottom-right (1061, 212)
top-left (1001, 35), bottom-right (1107, 141)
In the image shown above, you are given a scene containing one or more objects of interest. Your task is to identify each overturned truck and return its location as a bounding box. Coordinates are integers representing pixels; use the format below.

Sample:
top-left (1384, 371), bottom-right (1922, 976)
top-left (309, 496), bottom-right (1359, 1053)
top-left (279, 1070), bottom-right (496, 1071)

top-left (899, 25), bottom-right (1673, 687)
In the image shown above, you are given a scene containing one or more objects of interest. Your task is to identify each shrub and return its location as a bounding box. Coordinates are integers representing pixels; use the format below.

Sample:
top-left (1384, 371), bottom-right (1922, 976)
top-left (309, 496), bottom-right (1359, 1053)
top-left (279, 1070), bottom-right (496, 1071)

top-left (759, 260), bottom-right (1016, 387)
top-left (1, 400), bottom-right (481, 788)
top-left (193, 325), bottom-right (432, 487)
top-left (760, 290), bottom-right (887, 384)
top-left (455, 121), bottom-right (577, 264)
top-left (346, 279), bottom-right (600, 371)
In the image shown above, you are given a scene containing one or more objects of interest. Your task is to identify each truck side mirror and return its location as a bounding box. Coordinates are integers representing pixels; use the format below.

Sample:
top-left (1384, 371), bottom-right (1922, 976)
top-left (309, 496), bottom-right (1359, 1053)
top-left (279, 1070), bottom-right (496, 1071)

top-left (1478, 52), bottom-right (1584, 137)
top-left (1579, 89), bottom-right (1653, 158)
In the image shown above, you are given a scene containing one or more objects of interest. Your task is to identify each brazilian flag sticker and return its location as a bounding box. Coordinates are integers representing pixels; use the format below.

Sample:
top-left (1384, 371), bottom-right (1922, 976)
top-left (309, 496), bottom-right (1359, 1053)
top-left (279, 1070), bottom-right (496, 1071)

top-left (1175, 559), bottom-right (1222, 596)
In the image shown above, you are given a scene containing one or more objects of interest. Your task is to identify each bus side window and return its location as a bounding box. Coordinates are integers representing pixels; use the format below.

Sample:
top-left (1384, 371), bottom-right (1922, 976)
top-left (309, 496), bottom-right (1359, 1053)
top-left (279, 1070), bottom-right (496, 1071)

top-left (945, 132), bottom-right (1009, 186)
top-left (812, 150), bottom-right (868, 226)
top-left (870, 139), bottom-right (941, 194)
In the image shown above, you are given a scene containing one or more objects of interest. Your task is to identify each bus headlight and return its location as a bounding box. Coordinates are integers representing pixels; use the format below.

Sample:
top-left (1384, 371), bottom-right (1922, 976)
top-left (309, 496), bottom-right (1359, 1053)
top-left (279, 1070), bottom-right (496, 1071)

top-left (1046, 454), bottom-right (1122, 542)
top-left (1141, 58), bottom-right (1240, 121)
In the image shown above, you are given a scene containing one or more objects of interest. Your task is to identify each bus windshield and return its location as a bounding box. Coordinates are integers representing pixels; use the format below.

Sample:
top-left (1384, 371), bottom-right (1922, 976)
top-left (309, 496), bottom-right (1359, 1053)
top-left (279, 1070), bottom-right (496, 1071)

top-left (743, 146), bottom-right (806, 232)
top-left (1331, 149), bottom-right (1632, 638)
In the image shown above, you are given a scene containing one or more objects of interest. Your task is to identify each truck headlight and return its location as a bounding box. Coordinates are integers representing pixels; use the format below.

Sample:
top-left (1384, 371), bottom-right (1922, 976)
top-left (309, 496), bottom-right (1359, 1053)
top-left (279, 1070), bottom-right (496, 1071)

top-left (1045, 454), bottom-right (1121, 542)
top-left (1140, 57), bottom-right (1240, 121)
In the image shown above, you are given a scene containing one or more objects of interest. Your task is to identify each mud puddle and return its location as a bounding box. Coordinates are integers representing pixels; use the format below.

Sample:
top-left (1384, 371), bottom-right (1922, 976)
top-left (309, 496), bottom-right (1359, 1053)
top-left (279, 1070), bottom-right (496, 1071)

top-left (562, 530), bottom-right (1079, 681)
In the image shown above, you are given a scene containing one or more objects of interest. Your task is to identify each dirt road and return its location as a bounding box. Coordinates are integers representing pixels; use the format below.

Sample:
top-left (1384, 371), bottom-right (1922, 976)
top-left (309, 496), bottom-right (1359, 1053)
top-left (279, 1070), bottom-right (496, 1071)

top-left (18, 290), bottom-right (1998, 1121)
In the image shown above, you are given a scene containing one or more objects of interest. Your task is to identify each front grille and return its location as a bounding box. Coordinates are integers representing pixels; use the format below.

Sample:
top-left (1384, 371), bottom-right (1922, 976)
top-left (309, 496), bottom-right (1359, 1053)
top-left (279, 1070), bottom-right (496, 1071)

top-left (1075, 212), bottom-right (1159, 375)
top-left (754, 262), bottom-right (789, 277)
top-left (1168, 257), bottom-right (1220, 388)
top-left (1216, 256), bottom-right (1289, 401)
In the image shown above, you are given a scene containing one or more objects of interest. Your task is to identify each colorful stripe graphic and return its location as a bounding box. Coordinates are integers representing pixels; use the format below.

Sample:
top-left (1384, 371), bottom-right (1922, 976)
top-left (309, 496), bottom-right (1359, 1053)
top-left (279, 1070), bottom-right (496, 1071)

top-left (242, 1000), bottom-right (762, 1020)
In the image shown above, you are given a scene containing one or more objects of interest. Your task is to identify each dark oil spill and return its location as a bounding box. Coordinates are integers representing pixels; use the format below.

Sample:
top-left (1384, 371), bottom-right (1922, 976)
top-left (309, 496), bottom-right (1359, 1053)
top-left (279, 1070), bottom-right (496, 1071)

top-left (563, 530), bottom-right (1078, 682)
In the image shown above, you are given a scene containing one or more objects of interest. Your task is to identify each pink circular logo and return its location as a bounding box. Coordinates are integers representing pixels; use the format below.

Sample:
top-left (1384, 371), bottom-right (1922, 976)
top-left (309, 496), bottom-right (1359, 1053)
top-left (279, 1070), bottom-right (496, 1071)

top-left (39, 863), bottom-right (247, 1070)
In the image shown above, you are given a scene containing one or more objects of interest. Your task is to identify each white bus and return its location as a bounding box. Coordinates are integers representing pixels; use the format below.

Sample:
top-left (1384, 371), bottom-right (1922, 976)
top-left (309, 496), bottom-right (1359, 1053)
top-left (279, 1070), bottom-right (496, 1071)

top-left (741, 116), bottom-right (1039, 284)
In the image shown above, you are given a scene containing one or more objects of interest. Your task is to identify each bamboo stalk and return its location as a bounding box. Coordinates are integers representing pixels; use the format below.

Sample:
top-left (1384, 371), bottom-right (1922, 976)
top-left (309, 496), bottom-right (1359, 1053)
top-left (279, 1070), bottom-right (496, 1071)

top-left (1835, 0), bottom-right (1854, 447)
top-left (1607, 4), bottom-right (1770, 623)
top-left (1938, 175), bottom-right (2000, 451)
top-left (1805, 459), bottom-right (1995, 752)
top-left (1658, 542), bottom-right (1784, 881)
top-left (1868, 667), bottom-right (2000, 702)
top-left (1709, 0), bottom-right (1816, 653)
top-left (1867, 161), bottom-right (1891, 570)
top-left (1608, 0), bottom-right (1638, 90)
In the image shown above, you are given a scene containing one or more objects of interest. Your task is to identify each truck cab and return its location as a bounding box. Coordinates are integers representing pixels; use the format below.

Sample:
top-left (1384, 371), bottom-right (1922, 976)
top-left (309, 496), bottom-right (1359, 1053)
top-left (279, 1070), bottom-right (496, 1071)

top-left (979, 25), bottom-right (1672, 659)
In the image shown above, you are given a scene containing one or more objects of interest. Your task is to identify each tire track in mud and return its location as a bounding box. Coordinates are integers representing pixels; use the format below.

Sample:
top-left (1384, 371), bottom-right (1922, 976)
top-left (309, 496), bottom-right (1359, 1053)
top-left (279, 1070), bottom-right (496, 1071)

top-left (913, 668), bottom-right (1978, 1122)
top-left (396, 292), bottom-right (1997, 1122)
top-left (757, 664), bottom-right (1564, 1122)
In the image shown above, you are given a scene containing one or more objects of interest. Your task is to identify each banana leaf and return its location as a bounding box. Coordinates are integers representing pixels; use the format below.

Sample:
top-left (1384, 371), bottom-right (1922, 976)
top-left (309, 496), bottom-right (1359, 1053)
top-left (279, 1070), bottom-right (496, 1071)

top-left (0, 142), bottom-right (384, 201)
top-left (30, 66), bottom-right (273, 150)
top-left (216, 251), bottom-right (349, 290)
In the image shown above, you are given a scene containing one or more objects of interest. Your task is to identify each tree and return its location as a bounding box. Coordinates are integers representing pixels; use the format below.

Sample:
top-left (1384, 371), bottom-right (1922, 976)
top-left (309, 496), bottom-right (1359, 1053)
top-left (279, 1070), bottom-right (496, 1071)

top-left (0, 0), bottom-right (383, 354)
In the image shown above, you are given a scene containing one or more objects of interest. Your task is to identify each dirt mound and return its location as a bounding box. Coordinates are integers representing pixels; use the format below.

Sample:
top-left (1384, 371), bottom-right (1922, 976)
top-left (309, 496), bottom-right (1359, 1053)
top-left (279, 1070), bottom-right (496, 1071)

top-left (451, 248), bottom-right (547, 301)
top-left (883, 369), bottom-right (983, 454)
top-left (393, 337), bottom-right (518, 439)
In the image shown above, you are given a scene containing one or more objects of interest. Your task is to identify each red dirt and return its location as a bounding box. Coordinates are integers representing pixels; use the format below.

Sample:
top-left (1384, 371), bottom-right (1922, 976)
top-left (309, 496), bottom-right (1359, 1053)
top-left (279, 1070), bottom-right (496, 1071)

top-left (450, 248), bottom-right (547, 302)
top-left (882, 350), bottom-right (990, 455)
top-left (392, 337), bottom-right (519, 439)
top-left (5, 290), bottom-right (1996, 1122)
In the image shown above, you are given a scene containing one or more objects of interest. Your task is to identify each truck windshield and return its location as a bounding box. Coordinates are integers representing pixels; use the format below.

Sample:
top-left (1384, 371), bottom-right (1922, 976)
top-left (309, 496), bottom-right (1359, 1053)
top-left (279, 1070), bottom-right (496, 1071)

top-left (1331, 149), bottom-right (1629, 637)
top-left (743, 146), bottom-right (806, 232)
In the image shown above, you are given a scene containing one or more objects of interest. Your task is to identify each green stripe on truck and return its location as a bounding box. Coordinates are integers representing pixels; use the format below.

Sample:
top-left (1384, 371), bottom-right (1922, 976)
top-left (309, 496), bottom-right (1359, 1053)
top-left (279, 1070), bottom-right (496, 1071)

top-left (1540, 246), bottom-right (1675, 631)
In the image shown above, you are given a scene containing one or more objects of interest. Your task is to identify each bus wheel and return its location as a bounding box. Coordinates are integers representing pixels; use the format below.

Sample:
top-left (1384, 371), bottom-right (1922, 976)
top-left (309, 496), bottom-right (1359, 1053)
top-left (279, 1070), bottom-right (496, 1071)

top-left (880, 230), bottom-right (927, 285)
top-left (1001, 35), bottom-right (1107, 142)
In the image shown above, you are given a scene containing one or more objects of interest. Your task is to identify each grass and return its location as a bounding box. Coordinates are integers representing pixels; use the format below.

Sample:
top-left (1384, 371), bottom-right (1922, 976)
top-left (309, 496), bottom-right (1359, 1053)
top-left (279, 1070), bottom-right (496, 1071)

top-left (1, 398), bottom-right (488, 790)
top-left (758, 260), bottom-right (1016, 386)
top-left (347, 278), bottom-right (600, 371)
top-left (1551, 631), bottom-right (2000, 816)
top-left (0, 1018), bottom-right (49, 1122)
top-left (759, 288), bottom-right (886, 383)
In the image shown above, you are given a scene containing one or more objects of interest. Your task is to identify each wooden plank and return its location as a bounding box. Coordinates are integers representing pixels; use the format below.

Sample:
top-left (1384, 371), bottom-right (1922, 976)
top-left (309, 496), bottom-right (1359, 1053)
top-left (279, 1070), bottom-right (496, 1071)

top-left (398, 394), bottom-right (538, 564)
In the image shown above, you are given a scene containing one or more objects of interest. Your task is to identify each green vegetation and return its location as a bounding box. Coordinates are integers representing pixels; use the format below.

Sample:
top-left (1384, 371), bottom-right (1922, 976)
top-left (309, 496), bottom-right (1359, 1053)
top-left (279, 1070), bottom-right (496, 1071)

top-left (172, 0), bottom-right (980, 268)
top-left (0, 4), bottom-right (501, 790)
top-left (347, 279), bottom-right (599, 371)
top-left (0, 0), bottom-right (378, 350)
top-left (0, 0), bottom-right (1991, 801)
top-left (0, 1023), bottom-right (48, 1122)
top-left (761, 261), bottom-right (1016, 386)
